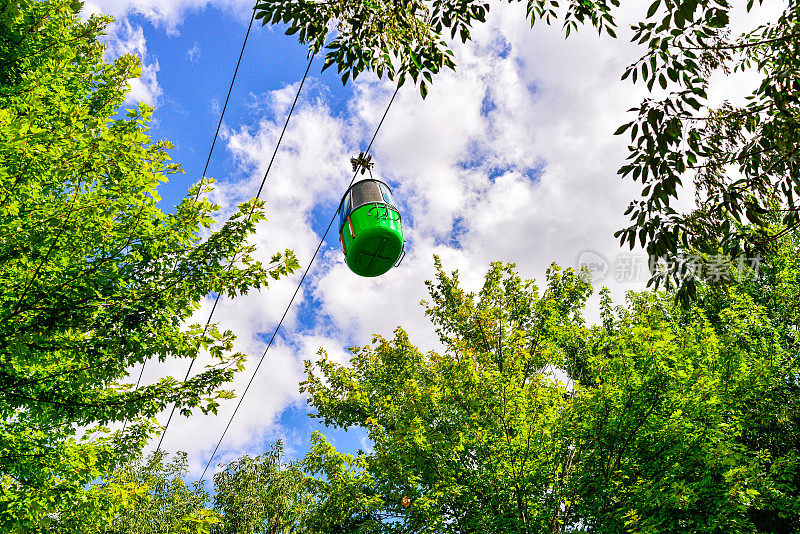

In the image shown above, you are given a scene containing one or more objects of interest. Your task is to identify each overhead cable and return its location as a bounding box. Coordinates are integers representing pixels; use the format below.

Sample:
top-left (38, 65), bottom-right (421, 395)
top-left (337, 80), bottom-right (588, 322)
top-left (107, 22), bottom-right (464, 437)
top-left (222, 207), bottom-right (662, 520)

top-left (199, 84), bottom-right (401, 480)
top-left (123, 6), bottom-right (258, 434)
top-left (154, 52), bottom-right (317, 453)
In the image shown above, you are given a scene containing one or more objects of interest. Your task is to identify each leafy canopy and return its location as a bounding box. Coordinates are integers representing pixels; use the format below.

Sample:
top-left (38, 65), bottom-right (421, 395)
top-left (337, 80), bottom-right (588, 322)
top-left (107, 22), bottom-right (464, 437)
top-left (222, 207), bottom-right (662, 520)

top-left (302, 260), bottom-right (590, 533)
top-left (211, 441), bottom-right (309, 534)
top-left (613, 1), bottom-right (800, 301)
top-left (298, 247), bottom-right (800, 533)
top-left (106, 451), bottom-right (221, 534)
top-left (256, 0), bottom-right (800, 300)
top-left (107, 443), bottom-right (308, 534)
top-left (254, 0), bottom-right (618, 97)
top-left (0, 0), bottom-right (297, 530)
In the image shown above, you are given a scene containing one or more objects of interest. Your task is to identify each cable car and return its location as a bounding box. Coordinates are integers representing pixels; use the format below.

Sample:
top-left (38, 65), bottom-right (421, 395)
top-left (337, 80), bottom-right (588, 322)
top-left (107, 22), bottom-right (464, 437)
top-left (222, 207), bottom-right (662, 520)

top-left (338, 178), bottom-right (405, 277)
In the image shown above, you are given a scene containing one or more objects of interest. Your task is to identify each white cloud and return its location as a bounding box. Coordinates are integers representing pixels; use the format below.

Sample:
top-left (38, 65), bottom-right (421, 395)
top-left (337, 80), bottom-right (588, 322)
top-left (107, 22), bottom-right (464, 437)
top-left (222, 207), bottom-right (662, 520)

top-left (147, 82), bottom-right (355, 472)
top-left (84, 0), bottom-right (252, 31)
top-left (103, 19), bottom-right (162, 105)
top-left (152, 7), bottom-right (645, 474)
top-left (186, 42), bottom-right (201, 63)
top-left (146, 0), bottom-right (788, 476)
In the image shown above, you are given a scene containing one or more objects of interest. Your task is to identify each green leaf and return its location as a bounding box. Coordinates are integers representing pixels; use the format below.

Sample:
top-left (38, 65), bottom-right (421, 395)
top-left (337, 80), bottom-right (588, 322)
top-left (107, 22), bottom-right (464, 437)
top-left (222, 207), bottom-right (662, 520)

top-left (647, 0), bottom-right (660, 18)
top-left (614, 122), bottom-right (632, 135)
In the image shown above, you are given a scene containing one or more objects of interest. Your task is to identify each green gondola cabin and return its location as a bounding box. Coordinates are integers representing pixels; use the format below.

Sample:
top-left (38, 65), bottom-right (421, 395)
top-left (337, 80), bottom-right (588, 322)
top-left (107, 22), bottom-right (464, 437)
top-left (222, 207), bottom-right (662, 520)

top-left (338, 179), bottom-right (405, 277)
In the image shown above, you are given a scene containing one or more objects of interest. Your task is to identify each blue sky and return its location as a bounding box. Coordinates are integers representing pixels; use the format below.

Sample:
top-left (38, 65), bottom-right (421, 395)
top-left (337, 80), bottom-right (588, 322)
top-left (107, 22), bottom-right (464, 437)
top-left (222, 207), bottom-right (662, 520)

top-left (87, 0), bottom-right (784, 480)
top-left (115, 8), bottom-right (350, 207)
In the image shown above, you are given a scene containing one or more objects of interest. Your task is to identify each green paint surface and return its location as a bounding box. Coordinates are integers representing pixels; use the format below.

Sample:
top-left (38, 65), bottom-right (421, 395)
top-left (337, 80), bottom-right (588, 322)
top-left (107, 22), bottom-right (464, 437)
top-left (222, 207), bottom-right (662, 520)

top-left (341, 203), bottom-right (404, 277)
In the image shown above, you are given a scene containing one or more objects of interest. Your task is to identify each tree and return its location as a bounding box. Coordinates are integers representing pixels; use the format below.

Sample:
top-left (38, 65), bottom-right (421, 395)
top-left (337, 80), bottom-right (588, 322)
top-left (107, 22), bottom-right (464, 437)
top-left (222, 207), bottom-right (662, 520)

top-left (301, 260), bottom-right (592, 533)
top-left (256, 0), bottom-right (800, 299)
top-left (299, 251), bottom-right (800, 533)
top-left (212, 441), bottom-right (309, 534)
top-left (613, 1), bottom-right (800, 301)
top-left (106, 452), bottom-right (221, 534)
top-left (0, 0), bottom-right (297, 530)
top-left (253, 0), bottom-right (617, 97)
top-left (106, 444), bottom-right (308, 534)
top-left (567, 282), bottom-right (800, 532)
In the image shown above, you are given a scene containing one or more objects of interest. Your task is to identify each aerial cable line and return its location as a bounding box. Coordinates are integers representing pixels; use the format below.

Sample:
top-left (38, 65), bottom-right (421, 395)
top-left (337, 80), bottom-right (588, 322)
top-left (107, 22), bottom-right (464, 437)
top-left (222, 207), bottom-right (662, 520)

top-left (155, 52), bottom-right (317, 453)
top-left (123, 6), bottom-right (259, 435)
top-left (199, 84), bottom-right (401, 480)
top-left (193, 7), bottom-right (258, 203)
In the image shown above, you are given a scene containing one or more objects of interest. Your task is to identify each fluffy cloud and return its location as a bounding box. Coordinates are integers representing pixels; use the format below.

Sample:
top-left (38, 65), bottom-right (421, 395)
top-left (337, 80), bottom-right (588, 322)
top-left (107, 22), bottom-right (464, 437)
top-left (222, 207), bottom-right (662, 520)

top-left (102, 19), bottom-right (163, 105)
top-left (144, 0), bottom-right (787, 476)
top-left (150, 5), bottom-right (648, 475)
top-left (84, 0), bottom-right (252, 31)
top-left (146, 82), bottom-right (352, 469)
top-left (186, 42), bottom-right (201, 63)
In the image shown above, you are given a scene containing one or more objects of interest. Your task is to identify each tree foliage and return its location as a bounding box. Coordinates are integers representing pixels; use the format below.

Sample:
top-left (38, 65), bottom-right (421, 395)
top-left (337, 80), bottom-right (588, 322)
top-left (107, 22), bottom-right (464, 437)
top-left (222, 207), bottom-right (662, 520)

top-left (568, 284), bottom-right (800, 532)
top-left (253, 0), bottom-right (618, 97)
top-left (299, 248), bottom-right (800, 533)
top-left (302, 261), bottom-right (590, 533)
top-left (0, 0), bottom-right (297, 529)
top-left (107, 443), bottom-right (308, 534)
top-left (609, 0), bottom-right (800, 302)
top-left (107, 452), bottom-right (221, 534)
top-left (212, 441), bottom-right (309, 534)
top-left (255, 0), bottom-right (800, 300)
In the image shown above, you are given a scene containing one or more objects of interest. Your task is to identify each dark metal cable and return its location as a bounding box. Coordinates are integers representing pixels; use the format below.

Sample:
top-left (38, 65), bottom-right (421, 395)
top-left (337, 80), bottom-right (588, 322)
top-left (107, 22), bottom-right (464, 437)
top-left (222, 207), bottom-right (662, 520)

top-left (123, 6), bottom-right (258, 435)
top-left (121, 361), bottom-right (147, 433)
top-left (200, 84), bottom-right (401, 480)
top-left (195, 6), bottom-right (258, 203)
top-left (155, 53), bottom-right (317, 454)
